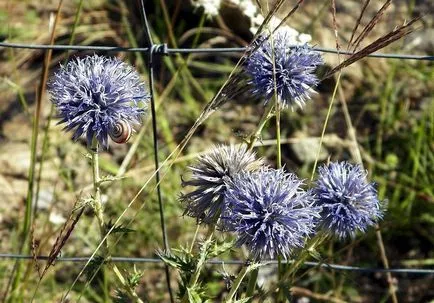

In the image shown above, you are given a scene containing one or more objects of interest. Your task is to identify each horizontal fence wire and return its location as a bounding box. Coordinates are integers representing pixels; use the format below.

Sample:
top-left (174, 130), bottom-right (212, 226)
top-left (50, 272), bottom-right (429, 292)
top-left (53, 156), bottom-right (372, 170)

top-left (0, 254), bottom-right (432, 275)
top-left (0, 41), bottom-right (433, 61)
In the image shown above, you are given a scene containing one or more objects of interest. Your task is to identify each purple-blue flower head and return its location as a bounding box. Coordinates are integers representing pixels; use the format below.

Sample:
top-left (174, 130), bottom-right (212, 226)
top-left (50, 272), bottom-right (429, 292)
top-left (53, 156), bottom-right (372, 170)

top-left (180, 144), bottom-right (263, 224)
top-left (314, 162), bottom-right (383, 239)
top-left (245, 30), bottom-right (323, 109)
top-left (223, 168), bottom-right (320, 260)
top-left (48, 54), bottom-right (149, 149)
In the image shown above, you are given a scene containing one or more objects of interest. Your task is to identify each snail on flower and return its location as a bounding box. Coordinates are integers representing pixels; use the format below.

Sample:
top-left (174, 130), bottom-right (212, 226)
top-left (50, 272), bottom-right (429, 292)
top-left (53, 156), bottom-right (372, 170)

top-left (109, 119), bottom-right (132, 144)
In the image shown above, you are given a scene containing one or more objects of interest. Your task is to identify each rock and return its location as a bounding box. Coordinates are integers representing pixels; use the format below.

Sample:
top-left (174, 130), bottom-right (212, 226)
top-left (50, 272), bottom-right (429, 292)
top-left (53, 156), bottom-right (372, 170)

top-left (290, 133), bottom-right (329, 163)
top-left (0, 175), bottom-right (27, 210)
top-left (2, 113), bottom-right (32, 142)
top-left (0, 142), bottom-right (30, 176)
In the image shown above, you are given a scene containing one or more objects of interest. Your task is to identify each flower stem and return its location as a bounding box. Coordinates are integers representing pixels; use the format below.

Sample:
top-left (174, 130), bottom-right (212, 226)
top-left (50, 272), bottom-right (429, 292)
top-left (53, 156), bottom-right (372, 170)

top-left (91, 143), bottom-right (107, 251)
top-left (91, 142), bottom-right (143, 303)
top-left (275, 105), bottom-right (281, 169)
top-left (189, 225), bottom-right (201, 253)
top-left (245, 267), bottom-right (259, 301)
top-left (282, 232), bottom-right (328, 281)
top-left (244, 102), bottom-right (275, 301)
top-left (181, 224), bottom-right (216, 303)
top-left (224, 265), bottom-right (250, 303)
top-left (247, 102), bottom-right (275, 151)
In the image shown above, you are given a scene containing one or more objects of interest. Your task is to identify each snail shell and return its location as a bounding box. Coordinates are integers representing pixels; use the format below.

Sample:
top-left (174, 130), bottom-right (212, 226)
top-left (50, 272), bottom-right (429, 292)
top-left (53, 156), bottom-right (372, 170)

top-left (109, 120), bottom-right (132, 144)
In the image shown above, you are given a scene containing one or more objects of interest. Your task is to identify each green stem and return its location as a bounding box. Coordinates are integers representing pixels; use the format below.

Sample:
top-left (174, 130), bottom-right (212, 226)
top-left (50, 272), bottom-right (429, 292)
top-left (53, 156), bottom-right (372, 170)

top-left (282, 232), bottom-right (328, 282)
top-left (243, 99), bottom-right (276, 302)
top-left (224, 265), bottom-right (250, 303)
top-left (247, 102), bottom-right (275, 151)
top-left (310, 73), bottom-right (342, 181)
top-left (91, 144), bottom-right (105, 240)
top-left (90, 143), bottom-right (109, 303)
top-left (182, 224), bottom-right (216, 303)
top-left (245, 267), bottom-right (259, 301)
top-left (275, 105), bottom-right (281, 169)
top-left (91, 142), bottom-right (143, 303)
top-left (189, 225), bottom-right (201, 253)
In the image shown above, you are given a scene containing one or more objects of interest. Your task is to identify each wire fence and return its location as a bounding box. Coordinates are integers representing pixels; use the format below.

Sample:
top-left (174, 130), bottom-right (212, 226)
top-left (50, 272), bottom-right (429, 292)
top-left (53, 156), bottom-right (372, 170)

top-left (1, 41), bottom-right (434, 60)
top-left (0, 254), bottom-right (433, 275)
top-left (1, 3), bottom-right (433, 301)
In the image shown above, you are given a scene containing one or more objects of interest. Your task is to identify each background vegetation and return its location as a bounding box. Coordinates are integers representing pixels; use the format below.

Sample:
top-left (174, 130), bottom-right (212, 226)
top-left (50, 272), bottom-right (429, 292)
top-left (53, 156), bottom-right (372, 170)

top-left (0, 0), bottom-right (432, 302)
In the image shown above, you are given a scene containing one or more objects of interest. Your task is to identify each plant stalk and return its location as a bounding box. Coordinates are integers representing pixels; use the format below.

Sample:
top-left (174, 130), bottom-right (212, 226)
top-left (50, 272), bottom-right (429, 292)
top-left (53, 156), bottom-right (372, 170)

top-left (247, 102), bottom-right (275, 151)
top-left (91, 142), bottom-right (143, 303)
top-left (224, 265), bottom-right (250, 303)
top-left (182, 224), bottom-right (216, 303)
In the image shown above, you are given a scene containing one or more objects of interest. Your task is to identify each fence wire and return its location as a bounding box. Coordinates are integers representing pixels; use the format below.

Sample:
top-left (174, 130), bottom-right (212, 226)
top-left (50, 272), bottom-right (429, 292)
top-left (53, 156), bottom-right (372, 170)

top-left (0, 41), bottom-right (433, 60)
top-left (0, 254), bottom-right (432, 275)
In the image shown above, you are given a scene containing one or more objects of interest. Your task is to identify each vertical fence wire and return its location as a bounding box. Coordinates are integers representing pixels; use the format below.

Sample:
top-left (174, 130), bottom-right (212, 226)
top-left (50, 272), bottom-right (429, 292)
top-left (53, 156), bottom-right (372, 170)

top-left (139, 1), bottom-right (174, 302)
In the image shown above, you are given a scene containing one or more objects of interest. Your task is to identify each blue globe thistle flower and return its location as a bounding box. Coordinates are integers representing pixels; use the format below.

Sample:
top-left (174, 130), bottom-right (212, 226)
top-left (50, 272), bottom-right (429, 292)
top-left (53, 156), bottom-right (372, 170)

top-left (180, 144), bottom-right (263, 224)
top-left (48, 54), bottom-right (149, 149)
top-left (245, 30), bottom-right (323, 109)
top-left (223, 168), bottom-right (320, 260)
top-left (314, 162), bottom-right (383, 239)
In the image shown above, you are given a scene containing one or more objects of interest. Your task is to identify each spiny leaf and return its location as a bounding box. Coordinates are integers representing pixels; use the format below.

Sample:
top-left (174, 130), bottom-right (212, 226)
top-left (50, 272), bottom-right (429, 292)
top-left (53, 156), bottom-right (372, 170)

top-left (84, 255), bottom-right (105, 279)
top-left (307, 248), bottom-right (321, 261)
top-left (209, 239), bottom-right (235, 258)
top-left (157, 249), bottom-right (195, 272)
top-left (106, 220), bottom-right (135, 234)
top-left (113, 290), bottom-right (130, 303)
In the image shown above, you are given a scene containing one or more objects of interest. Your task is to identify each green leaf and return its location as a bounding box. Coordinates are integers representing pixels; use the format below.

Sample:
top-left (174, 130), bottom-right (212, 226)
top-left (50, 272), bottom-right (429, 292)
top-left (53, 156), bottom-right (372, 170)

top-left (209, 240), bottom-right (235, 258)
top-left (106, 220), bottom-right (135, 234)
top-left (186, 287), bottom-right (204, 303)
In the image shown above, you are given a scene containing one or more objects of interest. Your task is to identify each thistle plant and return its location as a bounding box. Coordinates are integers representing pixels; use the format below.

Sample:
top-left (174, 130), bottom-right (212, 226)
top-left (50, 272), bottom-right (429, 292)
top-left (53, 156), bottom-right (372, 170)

top-left (180, 144), bottom-right (263, 225)
top-left (178, 144), bottom-right (263, 301)
top-left (223, 167), bottom-right (320, 260)
top-left (48, 54), bottom-right (149, 302)
top-left (314, 161), bottom-right (384, 239)
top-left (245, 29), bottom-right (323, 109)
top-left (48, 54), bottom-right (148, 149)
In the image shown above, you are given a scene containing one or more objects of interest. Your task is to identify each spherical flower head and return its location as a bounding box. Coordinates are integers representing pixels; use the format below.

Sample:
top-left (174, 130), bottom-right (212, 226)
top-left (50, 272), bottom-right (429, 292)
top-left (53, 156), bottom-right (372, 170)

top-left (245, 29), bottom-right (323, 109)
top-left (180, 144), bottom-right (263, 224)
top-left (48, 54), bottom-right (149, 149)
top-left (314, 162), bottom-right (384, 239)
top-left (223, 168), bottom-right (320, 260)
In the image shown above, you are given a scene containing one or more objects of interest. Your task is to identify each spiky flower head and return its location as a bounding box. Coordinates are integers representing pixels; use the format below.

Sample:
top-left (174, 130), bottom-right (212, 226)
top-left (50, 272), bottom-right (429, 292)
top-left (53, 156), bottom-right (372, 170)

top-left (223, 167), bottom-right (320, 260)
top-left (314, 162), bottom-right (383, 239)
top-left (180, 144), bottom-right (263, 224)
top-left (48, 54), bottom-right (149, 149)
top-left (245, 29), bottom-right (323, 109)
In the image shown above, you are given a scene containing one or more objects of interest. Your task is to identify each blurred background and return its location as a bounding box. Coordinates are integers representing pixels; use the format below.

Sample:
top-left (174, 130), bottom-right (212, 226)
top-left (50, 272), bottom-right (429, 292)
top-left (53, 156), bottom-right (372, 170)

top-left (0, 0), bottom-right (433, 302)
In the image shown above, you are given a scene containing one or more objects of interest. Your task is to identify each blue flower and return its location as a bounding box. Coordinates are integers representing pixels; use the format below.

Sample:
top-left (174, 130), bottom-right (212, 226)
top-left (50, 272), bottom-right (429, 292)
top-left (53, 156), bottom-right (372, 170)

top-left (48, 54), bottom-right (148, 149)
top-left (223, 168), bottom-right (320, 260)
top-left (314, 162), bottom-right (383, 239)
top-left (245, 30), bottom-right (323, 109)
top-left (180, 145), bottom-right (263, 224)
